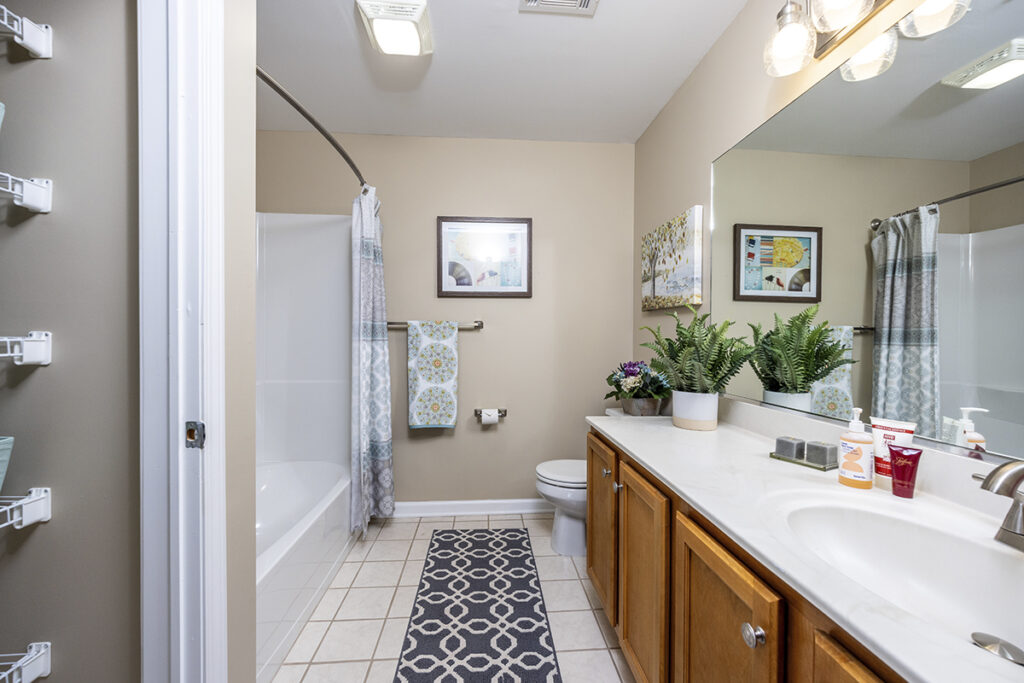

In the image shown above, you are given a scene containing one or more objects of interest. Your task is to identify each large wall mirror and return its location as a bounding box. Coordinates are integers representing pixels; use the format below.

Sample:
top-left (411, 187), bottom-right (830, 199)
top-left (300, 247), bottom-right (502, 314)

top-left (713, 0), bottom-right (1024, 460)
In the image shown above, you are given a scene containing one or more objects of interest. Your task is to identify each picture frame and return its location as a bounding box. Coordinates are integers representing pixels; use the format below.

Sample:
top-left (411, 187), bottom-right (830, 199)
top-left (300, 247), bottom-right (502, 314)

top-left (640, 205), bottom-right (703, 311)
top-left (733, 224), bottom-right (822, 303)
top-left (437, 216), bottom-right (532, 298)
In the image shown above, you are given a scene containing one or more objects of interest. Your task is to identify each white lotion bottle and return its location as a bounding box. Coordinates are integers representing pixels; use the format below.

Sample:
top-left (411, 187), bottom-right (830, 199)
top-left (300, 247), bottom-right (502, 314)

top-left (839, 408), bottom-right (874, 489)
top-left (960, 407), bottom-right (988, 451)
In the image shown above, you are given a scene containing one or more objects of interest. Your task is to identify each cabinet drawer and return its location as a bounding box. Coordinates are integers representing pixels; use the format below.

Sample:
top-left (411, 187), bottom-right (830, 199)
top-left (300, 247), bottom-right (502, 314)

top-left (586, 432), bottom-right (619, 626)
top-left (813, 631), bottom-right (882, 683)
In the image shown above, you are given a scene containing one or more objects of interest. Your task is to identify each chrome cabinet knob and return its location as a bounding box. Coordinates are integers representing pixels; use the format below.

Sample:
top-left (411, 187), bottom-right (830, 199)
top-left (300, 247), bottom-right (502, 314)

top-left (602, 468), bottom-right (612, 478)
top-left (741, 622), bottom-right (766, 649)
top-left (612, 482), bottom-right (623, 493)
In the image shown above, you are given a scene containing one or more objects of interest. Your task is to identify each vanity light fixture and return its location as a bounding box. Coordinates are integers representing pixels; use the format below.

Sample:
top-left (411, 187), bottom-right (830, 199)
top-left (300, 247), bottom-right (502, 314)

top-left (356, 0), bottom-right (433, 56)
top-left (942, 38), bottom-right (1024, 89)
top-left (840, 25), bottom-right (898, 80)
top-left (897, 0), bottom-right (970, 38)
top-left (810, 0), bottom-right (872, 33)
top-left (764, 1), bottom-right (817, 77)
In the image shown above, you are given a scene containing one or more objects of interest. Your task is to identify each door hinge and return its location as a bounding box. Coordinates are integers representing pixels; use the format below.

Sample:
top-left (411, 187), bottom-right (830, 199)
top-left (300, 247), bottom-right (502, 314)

top-left (185, 421), bottom-right (206, 449)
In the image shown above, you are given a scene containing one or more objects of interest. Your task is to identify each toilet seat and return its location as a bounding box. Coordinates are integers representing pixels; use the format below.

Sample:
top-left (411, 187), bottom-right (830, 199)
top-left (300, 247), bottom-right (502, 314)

top-left (536, 459), bottom-right (587, 489)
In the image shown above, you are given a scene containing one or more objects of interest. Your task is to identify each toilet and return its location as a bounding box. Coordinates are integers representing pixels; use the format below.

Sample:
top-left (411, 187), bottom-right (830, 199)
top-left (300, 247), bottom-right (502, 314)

top-left (535, 459), bottom-right (587, 556)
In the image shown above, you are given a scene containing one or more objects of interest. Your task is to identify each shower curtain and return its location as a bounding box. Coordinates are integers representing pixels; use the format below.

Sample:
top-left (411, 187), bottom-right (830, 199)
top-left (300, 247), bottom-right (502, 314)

top-left (351, 185), bottom-right (394, 533)
top-left (871, 205), bottom-right (941, 438)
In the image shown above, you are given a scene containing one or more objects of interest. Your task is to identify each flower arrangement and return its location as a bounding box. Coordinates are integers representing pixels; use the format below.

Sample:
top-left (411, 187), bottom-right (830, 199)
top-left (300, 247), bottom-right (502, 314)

top-left (604, 361), bottom-right (671, 400)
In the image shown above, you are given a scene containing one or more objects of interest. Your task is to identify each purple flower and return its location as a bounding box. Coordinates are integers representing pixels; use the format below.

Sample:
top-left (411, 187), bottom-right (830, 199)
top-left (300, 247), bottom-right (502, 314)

top-left (620, 361), bottom-right (647, 377)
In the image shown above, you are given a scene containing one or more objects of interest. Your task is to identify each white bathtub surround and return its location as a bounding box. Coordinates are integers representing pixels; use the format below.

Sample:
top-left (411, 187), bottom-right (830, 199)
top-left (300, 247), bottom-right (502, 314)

top-left (762, 389), bottom-right (812, 413)
top-left (671, 390), bottom-right (719, 430)
top-left (587, 397), bottom-right (1020, 682)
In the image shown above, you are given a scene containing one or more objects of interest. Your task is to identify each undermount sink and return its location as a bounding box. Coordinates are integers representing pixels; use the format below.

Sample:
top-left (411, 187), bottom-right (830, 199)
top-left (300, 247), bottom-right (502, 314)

top-left (760, 491), bottom-right (1024, 648)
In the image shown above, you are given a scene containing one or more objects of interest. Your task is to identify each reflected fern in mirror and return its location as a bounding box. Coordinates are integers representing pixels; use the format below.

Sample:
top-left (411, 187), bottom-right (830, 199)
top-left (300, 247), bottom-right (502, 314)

top-left (642, 306), bottom-right (754, 394)
top-left (748, 305), bottom-right (855, 394)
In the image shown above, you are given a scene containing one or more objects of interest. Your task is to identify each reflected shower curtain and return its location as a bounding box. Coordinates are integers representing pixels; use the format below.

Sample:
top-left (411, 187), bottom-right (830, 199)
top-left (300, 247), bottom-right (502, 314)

top-left (351, 185), bottom-right (394, 534)
top-left (871, 205), bottom-right (940, 438)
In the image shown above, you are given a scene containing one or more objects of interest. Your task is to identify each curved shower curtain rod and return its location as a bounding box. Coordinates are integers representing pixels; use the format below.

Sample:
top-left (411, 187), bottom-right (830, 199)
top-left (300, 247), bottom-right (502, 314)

top-left (257, 65), bottom-right (369, 192)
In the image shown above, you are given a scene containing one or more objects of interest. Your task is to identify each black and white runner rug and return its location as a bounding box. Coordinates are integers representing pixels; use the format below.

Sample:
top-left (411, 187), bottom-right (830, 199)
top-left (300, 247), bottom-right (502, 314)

top-left (396, 528), bottom-right (562, 682)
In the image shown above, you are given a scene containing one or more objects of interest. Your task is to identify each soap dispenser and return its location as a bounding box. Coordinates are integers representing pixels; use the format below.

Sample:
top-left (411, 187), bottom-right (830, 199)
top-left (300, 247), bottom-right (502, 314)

top-left (959, 407), bottom-right (989, 451)
top-left (839, 408), bottom-right (874, 489)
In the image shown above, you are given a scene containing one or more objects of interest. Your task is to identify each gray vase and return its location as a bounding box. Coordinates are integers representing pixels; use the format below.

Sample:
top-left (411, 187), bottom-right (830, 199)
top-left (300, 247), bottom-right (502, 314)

top-left (621, 397), bottom-right (662, 416)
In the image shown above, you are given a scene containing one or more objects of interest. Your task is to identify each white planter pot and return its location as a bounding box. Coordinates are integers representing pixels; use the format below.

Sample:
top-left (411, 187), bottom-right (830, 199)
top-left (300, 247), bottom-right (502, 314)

top-left (762, 390), bottom-right (813, 413)
top-left (672, 391), bottom-right (719, 431)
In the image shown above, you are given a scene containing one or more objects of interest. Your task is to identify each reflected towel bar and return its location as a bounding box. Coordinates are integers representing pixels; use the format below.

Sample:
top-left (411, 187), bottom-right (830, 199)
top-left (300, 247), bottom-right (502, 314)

top-left (387, 320), bottom-right (484, 331)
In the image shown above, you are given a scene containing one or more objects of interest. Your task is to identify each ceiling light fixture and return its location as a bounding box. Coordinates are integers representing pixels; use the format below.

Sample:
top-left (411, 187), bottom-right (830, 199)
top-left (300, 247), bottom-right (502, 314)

top-left (897, 0), bottom-right (970, 38)
top-left (764, 1), bottom-right (816, 77)
top-left (356, 0), bottom-right (433, 57)
top-left (840, 26), bottom-right (898, 81)
top-left (810, 0), bottom-right (872, 33)
top-left (942, 38), bottom-right (1024, 89)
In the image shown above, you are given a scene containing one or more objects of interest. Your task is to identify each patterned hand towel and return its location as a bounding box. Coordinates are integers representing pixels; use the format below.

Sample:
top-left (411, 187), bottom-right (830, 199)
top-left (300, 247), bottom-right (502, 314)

top-left (408, 321), bottom-right (458, 428)
top-left (811, 325), bottom-right (854, 420)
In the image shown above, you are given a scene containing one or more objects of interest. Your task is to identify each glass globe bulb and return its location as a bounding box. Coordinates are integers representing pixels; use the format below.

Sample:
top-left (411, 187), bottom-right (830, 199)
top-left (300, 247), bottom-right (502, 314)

top-left (810, 0), bottom-right (873, 33)
top-left (840, 26), bottom-right (898, 81)
top-left (764, 3), bottom-right (816, 77)
top-left (898, 0), bottom-right (971, 38)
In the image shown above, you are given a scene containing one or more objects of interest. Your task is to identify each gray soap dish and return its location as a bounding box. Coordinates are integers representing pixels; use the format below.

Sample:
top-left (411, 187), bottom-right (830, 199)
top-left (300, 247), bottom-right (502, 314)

top-left (769, 451), bottom-right (837, 471)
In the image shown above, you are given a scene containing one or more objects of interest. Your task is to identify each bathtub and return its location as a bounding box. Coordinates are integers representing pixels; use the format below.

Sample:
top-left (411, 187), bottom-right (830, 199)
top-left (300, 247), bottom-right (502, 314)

top-left (256, 461), bottom-right (356, 683)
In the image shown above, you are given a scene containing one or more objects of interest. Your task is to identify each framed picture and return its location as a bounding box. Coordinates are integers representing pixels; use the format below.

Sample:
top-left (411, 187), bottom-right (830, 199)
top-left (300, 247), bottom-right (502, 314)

top-left (640, 205), bottom-right (703, 311)
top-left (437, 216), bottom-right (532, 298)
top-left (733, 224), bottom-right (822, 303)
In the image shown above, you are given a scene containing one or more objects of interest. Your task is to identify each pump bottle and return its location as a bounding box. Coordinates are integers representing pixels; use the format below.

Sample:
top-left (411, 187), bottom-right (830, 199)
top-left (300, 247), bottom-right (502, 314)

top-left (839, 408), bottom-right (874, 489)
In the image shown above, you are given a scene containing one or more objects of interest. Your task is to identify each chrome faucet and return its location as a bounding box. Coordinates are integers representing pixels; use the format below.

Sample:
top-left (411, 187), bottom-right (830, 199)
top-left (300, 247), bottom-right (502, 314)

top-left (976, 461), bottom-right (1024, 552)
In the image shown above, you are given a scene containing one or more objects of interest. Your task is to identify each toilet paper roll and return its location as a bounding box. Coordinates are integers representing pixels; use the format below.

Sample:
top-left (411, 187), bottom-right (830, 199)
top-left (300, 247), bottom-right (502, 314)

top-left (480, 409), bottom-right (499, 425)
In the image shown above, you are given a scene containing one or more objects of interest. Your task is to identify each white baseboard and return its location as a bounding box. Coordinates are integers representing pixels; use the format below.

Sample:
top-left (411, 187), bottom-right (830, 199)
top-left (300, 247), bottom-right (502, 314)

top-left (393, 498), bottom-right (555, 518)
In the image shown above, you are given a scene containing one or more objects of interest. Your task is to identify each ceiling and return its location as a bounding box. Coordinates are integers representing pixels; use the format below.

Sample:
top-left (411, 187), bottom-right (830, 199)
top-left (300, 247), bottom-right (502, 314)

top-left (738, 0), bottom-right (1024, 162)
top-left (256, 0), bottom-right (747, 143)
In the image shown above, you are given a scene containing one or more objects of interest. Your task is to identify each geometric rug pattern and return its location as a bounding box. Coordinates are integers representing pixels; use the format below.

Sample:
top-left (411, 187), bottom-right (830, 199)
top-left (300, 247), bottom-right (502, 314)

top-left (396, 528), bottom-right (562, 682)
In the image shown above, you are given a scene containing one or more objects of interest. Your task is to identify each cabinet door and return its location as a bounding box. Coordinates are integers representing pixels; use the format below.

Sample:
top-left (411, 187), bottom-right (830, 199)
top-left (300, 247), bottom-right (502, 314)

top-left (812, 632), bottom-right (881, 683)
top-left (619, 462), bottom-right (671, 683)
top-left (586, 433), bottom-right (618, 626)
top-left (674, 512), bottom-right (783, 683)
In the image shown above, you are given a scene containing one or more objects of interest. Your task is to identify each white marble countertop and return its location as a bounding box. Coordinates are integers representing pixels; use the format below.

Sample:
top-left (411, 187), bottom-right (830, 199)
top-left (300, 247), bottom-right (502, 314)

top-left (586, 412), bottom-right (1024, 683)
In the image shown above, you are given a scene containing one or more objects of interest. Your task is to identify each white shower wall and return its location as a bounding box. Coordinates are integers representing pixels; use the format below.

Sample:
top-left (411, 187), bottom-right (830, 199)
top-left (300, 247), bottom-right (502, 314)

top-left (938, 223), bottom-right (1024, 456)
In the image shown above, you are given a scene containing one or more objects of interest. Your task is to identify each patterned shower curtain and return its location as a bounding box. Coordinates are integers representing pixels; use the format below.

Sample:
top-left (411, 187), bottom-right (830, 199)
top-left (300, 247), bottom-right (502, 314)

top-left (870, 205), bottom-right (941, 438)
top-left (351, 185), bottom-right (394, 534)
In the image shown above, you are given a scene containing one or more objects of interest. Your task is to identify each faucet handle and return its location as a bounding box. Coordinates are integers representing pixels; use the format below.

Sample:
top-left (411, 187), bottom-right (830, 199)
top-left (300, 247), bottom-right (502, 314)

top-left (978, 462), bottom-right (1024, 498)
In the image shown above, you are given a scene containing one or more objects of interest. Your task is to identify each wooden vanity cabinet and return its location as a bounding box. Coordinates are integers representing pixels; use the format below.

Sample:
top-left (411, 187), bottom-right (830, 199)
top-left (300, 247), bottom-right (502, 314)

top-left (811, 632), bottom-right (882, 683)
top-left (586, 433), bottom-right (619, 627)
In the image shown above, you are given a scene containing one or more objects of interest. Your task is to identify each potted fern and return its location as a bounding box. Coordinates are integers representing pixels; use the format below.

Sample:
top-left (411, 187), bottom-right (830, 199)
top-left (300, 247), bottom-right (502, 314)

top-left (642, 306), bottom-right (753, 431)
top-left (748, 305), bottom-right (855, 413)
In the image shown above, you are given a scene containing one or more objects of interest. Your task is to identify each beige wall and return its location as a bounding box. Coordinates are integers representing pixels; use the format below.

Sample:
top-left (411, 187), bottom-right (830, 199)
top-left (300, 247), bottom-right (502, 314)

top-left (257, 132), bottom-right (634, 500)
top-left (0, 0), bottom-right (140, 680)
top-left (970, 140), bottom-right (1024, 233)
top-left (712, 148), bottom-right (970, 409)
top-left (633, 0), bottom-right (923, 351)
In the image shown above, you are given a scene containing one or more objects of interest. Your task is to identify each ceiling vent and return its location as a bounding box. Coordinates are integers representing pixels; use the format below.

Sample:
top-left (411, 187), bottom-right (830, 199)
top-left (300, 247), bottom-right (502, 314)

top-left (941, 38), bottom-right (1024, 90)
top-left (519, 0), bottom-right (599, 17)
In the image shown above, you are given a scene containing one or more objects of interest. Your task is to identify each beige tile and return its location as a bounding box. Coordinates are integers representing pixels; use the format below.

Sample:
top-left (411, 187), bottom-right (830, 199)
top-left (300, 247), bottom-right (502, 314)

top-left (453, 520), bottom-right (487, 529)
top-left (314, 619), bottom-right (384, 662)
top-left (302, 661), bottom-right (370, 682)
top-left (284, 621), bottom-right (328, 663)
top-left (366, 539), bottom-right (412, 562)
top-left (366, 660), bottom-right (400, 683)
top-left (488, 519), bottom-right (526, 529)
top-left (594, 609), bottom-right (618, 648)
top-left (388, 585), bottom-right (417, 618)
top-left (581, 579), bottom-right (602, 609)
top-left (415, 521), bottom-right (454, 539)
top-left (541, 580), bottom-right (590, 612)
top-left (335, 586), bottom-right (396, 620)
top-left (535, 555), bottom-right (578, 581)
top-left (610, 648), bottom-right (636, 683)
top-left (407, 539), bottom-right (430, 561)
top-left (376, 522), bottom-right (418, 541)
top-left (556, 649), bottom-right (621, 683)
top-left (400, 560), bottom-right (425, 586)
top-left (374, 618), bottom-right (409, 659)
top-left (310, 588), bottom-right (348, 620)
top-left (419, 515), bottom-right (454, 522)
top-left (530, 535), bottom-right (557, 557)
top-left (487, 514), bottom-right (522, 521)
top-left (390, 516), bottom-right (420, 524)
top-left (548, 610), bottom-right (607, 651)
top-left (330, 563), bottom-right (360, 589)
top-left (352, 560), bottom-right (404, 588)
top-left (345, 540), bottom-right (373, 563)
top-left (454, 514), bottom-right (488, 521)
top-left (362, 525), bottom-right (382, 541)
top-left (525, 518), bottom-right (554, 536)
top-left (572, 556), bottom-right (588, 579)
top-left (270, 663), bottom-right (306, 683)
top-left (523, 512), bottom-right (555, 520)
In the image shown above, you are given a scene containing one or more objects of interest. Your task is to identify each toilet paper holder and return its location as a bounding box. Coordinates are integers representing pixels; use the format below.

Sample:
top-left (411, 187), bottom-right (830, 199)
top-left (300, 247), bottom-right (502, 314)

top-left (474, 408), bottom-right (507, 419)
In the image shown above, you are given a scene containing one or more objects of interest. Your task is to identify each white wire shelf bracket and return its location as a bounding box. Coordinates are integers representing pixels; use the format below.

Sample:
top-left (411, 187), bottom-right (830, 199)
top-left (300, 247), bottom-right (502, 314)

top-left (0, 332), bottom-right (52, 366)
top-left (0, 643), bottom-right (51, 683)
top-left (0, 174), bottom-right (52, 213)
top-left (0, 5), bottom-right (52, 58)
top-left (0, 488), bottom-right (52, 530)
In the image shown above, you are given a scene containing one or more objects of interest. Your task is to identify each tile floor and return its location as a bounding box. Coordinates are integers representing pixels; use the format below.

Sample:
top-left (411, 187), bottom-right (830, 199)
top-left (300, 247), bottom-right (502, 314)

top-left (274, 514), bottom-right (636, 683)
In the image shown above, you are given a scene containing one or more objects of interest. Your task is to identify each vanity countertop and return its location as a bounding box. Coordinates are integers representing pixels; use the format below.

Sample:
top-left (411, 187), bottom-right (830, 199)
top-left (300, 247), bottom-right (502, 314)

top-left (586, 413), bottom-right (1024, 683)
